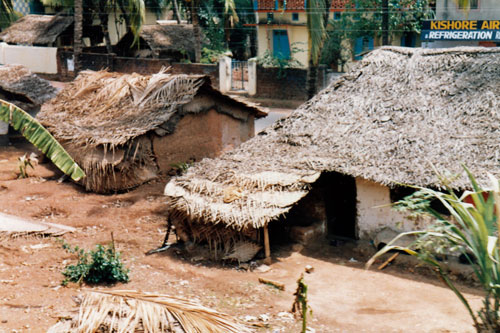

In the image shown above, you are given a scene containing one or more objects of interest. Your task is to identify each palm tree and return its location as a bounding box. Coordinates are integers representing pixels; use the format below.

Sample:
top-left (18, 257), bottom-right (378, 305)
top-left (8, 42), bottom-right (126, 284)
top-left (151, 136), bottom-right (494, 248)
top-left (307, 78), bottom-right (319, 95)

top-left (305, 0), bottom-right (331, 99)
top-left (186, 0), bottom-right (238, 62)
top-left (0, 0), bottom-right (15, 30)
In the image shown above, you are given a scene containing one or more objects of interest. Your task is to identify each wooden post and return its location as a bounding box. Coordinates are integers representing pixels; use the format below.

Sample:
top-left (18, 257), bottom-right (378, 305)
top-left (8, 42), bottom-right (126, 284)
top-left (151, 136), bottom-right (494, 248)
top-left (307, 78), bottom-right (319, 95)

top-left (263, 225), bottom-right (271, 265)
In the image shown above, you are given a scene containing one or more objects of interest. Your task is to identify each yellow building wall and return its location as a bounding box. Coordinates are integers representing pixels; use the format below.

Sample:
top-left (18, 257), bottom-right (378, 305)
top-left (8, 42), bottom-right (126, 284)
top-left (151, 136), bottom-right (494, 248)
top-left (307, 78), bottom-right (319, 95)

top-left (256, 12), bottom-right (309, 68)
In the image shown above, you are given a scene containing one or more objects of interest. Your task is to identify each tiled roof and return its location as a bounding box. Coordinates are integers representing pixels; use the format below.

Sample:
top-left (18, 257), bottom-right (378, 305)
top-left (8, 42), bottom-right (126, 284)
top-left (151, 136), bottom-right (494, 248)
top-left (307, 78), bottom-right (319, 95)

top-left (257, 0), bottom-right (348, 11)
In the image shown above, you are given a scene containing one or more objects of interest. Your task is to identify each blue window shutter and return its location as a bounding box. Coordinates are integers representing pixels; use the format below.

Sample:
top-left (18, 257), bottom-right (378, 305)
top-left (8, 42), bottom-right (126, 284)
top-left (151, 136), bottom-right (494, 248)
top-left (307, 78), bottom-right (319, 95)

top-left (354, 37), bottom-right (363, 60)
top-left (368, 37), bottom-right (374, 50)
top-left (253, 0), bottom-right (258, 11)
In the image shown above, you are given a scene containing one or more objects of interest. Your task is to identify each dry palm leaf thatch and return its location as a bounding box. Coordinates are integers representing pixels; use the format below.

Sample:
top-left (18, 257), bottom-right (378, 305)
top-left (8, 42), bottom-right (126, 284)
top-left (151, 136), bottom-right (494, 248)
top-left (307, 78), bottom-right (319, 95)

top-left (48, 290), bottom-right (251, 333)
top-left (38, 68), bottom-right (206, 149)
top-left (0, 14), bottom-right (73, 46)
top-left (0, 212), bottom-right (75, 239)
top-left (139, 24), bottom-right (197, 56)
top-left (164, 47), bottom-right (500, 233)
top-left (0, 64), bottom-right (57, 106)
top-left (37, 68), bottom-right (263, 193)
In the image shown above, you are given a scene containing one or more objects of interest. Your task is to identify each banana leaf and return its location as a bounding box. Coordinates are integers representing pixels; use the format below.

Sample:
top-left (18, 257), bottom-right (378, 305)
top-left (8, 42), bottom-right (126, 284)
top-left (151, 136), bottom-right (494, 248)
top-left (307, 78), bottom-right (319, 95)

top-left (0, 99), bottom-right (85, 181)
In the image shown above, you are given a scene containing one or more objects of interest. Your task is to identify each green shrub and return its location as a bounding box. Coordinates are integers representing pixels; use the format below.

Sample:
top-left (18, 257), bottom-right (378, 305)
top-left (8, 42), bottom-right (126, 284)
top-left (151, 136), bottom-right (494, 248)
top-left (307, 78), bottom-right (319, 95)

top-left (60, 240), bottom-right (129, 286)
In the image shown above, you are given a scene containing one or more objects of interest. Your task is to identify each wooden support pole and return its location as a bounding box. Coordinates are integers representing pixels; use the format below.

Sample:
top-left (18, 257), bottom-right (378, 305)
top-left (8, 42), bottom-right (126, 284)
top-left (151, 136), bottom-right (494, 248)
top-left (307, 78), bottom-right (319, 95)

top-left (263, 225), bottom-right (271, 265)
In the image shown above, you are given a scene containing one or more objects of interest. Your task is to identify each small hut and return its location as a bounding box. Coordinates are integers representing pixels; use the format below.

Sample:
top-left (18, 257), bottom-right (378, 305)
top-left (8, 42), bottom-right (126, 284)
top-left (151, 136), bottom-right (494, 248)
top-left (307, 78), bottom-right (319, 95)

top-left (163, 47), bottom-right (500, 260)
top-left (0, 64), bottom-right (57, 144)
top-left (36, 69), bottom-right (265, 193)
top-left (115, 24), bottom-right (196, 61)
top-left (0, 14), bottom-right (73, 47)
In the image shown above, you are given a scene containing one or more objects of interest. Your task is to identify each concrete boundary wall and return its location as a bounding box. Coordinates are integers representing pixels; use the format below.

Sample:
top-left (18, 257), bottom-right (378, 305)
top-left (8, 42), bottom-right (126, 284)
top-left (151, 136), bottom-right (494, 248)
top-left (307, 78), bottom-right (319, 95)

top-left (0, 43), bottom-right (58, 74)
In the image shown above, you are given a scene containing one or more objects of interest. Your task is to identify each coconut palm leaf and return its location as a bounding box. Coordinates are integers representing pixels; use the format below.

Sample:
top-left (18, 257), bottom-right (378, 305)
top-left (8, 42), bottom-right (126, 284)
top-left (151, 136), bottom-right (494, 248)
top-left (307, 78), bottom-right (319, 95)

top-left (0, 99), bottom-right (85, 181)
top-left (306, 0), bottom-right (326, 66)
top-left (0, 0), bottom-right (15, 29)
top-left (74, 290), bottom-right (252, 333)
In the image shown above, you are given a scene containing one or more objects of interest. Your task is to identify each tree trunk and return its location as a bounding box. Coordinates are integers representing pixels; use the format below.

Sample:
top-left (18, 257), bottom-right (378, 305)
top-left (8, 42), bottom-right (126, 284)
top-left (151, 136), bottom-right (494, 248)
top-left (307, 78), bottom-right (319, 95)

top-left (172, 0), bottom-right (181, 24)
top-left (191, 0), bottom-right (202, 62)
top-left (382, 0), bottom-right (389, 45)
top-left (305, 0), bottom-right (330, 100)
top-left (99, 12), bottom-right (114, 55)
top-left (306, 58), bottom-right (317, 100)
top-left (73, 0), bottom-right (83, 75)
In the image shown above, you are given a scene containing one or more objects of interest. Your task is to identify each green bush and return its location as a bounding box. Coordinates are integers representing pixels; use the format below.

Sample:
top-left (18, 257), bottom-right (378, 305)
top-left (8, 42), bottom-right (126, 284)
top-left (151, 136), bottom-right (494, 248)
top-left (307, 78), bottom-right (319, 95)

top-left (60, 240), bottom-right (129, 286)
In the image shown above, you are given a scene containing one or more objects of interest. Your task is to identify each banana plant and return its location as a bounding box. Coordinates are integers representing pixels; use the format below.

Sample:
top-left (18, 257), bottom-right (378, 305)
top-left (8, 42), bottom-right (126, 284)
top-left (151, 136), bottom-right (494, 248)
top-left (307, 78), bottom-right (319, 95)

top-left (0, 99), bottom-right (85, 181)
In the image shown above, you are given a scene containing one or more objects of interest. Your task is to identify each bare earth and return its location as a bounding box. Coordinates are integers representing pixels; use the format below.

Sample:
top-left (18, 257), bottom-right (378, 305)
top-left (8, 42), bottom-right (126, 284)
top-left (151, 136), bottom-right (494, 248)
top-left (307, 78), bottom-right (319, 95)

top-left (0, 142), bottom-right (482, 333)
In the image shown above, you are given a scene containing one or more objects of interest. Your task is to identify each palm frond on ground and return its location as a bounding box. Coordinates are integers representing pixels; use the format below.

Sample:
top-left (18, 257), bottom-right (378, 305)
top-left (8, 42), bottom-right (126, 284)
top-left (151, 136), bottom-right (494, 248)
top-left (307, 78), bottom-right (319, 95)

top-left (49, 290), bottom-right (252, 333)
top-left (0, 99), bottom-right (85, 181)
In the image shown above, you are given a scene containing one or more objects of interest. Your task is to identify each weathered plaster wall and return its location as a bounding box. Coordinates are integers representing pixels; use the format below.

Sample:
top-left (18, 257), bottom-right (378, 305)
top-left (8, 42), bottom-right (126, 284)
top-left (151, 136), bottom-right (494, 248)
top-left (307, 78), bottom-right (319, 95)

top-left (0, 43), bottom-right (58, 74)
top-left (355, 178), bottom-right (429, 239)
top-left (153, 108), bottom-right (253, 172)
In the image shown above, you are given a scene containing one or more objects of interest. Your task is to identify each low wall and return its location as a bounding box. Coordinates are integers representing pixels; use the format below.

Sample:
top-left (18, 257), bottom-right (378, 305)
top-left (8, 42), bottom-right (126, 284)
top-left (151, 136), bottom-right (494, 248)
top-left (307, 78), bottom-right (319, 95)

top-left (57, 51), bottom-right (327, 101)
top-left (0, 43), bottom-right (58, 74)
top-left (57, 51), bottom-right (219, 88)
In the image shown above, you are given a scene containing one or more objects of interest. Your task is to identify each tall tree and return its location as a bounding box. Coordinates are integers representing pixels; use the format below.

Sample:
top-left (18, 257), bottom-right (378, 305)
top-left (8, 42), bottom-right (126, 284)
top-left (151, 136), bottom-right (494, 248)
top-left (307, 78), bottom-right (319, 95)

top-left (305, 0), bottom-right (331, 99)
top-left (190, 0), bottom-right (202, 62)
top-left (73, 0), bottom-right (83, 74)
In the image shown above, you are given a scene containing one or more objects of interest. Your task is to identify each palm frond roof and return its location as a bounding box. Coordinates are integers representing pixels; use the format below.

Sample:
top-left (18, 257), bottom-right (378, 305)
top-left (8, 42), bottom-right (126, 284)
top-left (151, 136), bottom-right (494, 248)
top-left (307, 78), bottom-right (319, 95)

top-left (164, 46), bottom-right (500, 230)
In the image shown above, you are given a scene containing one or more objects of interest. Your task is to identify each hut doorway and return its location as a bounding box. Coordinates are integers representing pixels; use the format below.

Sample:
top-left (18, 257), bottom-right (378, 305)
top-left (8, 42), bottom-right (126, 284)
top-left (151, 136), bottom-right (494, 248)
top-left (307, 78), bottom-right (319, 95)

top-left (321, 172), bottom-right (357, 239)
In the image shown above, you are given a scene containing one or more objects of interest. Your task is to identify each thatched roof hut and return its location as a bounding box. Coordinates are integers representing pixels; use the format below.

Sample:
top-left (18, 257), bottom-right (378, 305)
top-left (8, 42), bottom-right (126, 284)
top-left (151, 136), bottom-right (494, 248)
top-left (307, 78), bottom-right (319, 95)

top-left (0, 64), bottom-right (56, 112)
top-left (163, 47), bottom-right (500, 256)
top-left (37, 69), bottom-right (264, 193)
top-left (0, 14), bottom-right (73, 46)
top-left (116, 24), bottom-right (196, 60)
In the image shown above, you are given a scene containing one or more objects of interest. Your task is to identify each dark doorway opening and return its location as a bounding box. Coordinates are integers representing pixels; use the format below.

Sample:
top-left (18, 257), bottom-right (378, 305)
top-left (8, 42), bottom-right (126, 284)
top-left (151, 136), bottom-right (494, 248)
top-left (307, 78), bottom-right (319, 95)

top-left (320, 172), bottom-right (357, 239)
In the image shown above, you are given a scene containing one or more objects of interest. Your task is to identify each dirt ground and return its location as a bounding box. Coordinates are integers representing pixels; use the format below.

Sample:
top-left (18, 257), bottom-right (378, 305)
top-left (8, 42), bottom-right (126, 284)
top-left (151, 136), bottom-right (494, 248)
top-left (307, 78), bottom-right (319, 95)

top-left (0, 141), bottom-right (483, 333)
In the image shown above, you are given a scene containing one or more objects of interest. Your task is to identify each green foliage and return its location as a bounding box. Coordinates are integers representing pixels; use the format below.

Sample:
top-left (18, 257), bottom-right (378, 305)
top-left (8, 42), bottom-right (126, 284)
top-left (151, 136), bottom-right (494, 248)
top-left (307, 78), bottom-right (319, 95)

top-left (367, 167), bottom-right (500, 332)
top-left (0, 100), bottom-right (85, 181)
top-left (170, 161), bottom-right (192, 175)
top-left (257, 43), bottom-right (304, 78)
top-left (292, 274), bottom-right (312, 333)
top-left (0, 0), bottom-right (16, 29)
top-left (306, 0), bottom-right (327, 66)
top-left (201, 47), bottom-right (226, 64)
top-left (60, 240), bottom-right (129, 285)
top-left (198, 2), bottom-right (227, 52)
top-left (321, 0), bottom-right (434, 67)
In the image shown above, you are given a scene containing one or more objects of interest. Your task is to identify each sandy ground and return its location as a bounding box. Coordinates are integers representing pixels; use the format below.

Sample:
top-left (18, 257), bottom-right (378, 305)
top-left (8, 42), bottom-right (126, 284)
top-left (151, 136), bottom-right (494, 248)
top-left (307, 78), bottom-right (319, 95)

top-left (0, 141), bottom-right (483, 333)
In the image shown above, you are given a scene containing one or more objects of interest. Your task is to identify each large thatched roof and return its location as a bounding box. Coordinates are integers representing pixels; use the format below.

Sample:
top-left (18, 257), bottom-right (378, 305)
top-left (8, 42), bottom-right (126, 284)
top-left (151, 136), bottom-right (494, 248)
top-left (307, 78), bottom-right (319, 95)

top-left (0, 64), bottom-right (56, 105)
top-left (164, 46), bottom-right (500, 230)
top-left (36, 69), bottom-right (264, 192)
top-left (0, 14), bottom-right (73, 45)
